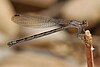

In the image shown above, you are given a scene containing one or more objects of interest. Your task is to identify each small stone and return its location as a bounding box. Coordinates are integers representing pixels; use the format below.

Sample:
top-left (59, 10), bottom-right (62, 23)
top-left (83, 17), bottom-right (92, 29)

top-left (61, 0), bottom-right (100, 28)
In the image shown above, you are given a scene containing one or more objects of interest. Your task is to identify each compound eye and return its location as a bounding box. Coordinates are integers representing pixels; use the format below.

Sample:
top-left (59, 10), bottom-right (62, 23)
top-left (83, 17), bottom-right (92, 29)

top-left (82, 20), bottom-right (88, 26)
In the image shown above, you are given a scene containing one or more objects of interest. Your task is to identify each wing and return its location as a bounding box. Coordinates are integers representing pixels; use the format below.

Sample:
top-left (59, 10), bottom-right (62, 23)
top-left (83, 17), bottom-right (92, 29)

top-left (11, 14), bottom-right (58, 28)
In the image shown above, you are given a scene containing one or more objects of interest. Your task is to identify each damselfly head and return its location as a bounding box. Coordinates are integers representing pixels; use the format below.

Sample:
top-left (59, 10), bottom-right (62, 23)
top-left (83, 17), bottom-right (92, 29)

top-left (82, 20), bottom-right (88, 27)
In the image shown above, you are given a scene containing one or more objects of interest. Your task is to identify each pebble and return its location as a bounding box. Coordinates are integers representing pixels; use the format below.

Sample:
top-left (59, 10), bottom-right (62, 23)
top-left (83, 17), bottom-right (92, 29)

top-left (0, 0), bottom-right (19, 46)
top-left (0, 51), bottom-right (67, 67)
top-left (61, 0), bottom-right (100, 28)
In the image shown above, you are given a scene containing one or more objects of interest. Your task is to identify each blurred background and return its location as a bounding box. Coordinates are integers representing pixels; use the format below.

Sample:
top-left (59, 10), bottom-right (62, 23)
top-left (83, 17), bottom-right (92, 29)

top-left (0, 0), bottom-right (100, 67)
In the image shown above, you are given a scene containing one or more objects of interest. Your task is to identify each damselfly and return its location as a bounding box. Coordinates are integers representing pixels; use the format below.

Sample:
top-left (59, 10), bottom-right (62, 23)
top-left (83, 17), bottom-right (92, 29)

top-left (7, 14), bottom-right (88, 47)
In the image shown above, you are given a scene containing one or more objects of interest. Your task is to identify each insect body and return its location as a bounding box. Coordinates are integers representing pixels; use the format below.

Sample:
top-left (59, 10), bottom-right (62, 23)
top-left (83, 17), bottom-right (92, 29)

top-left (7, 14), bottom-right (88, 47)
